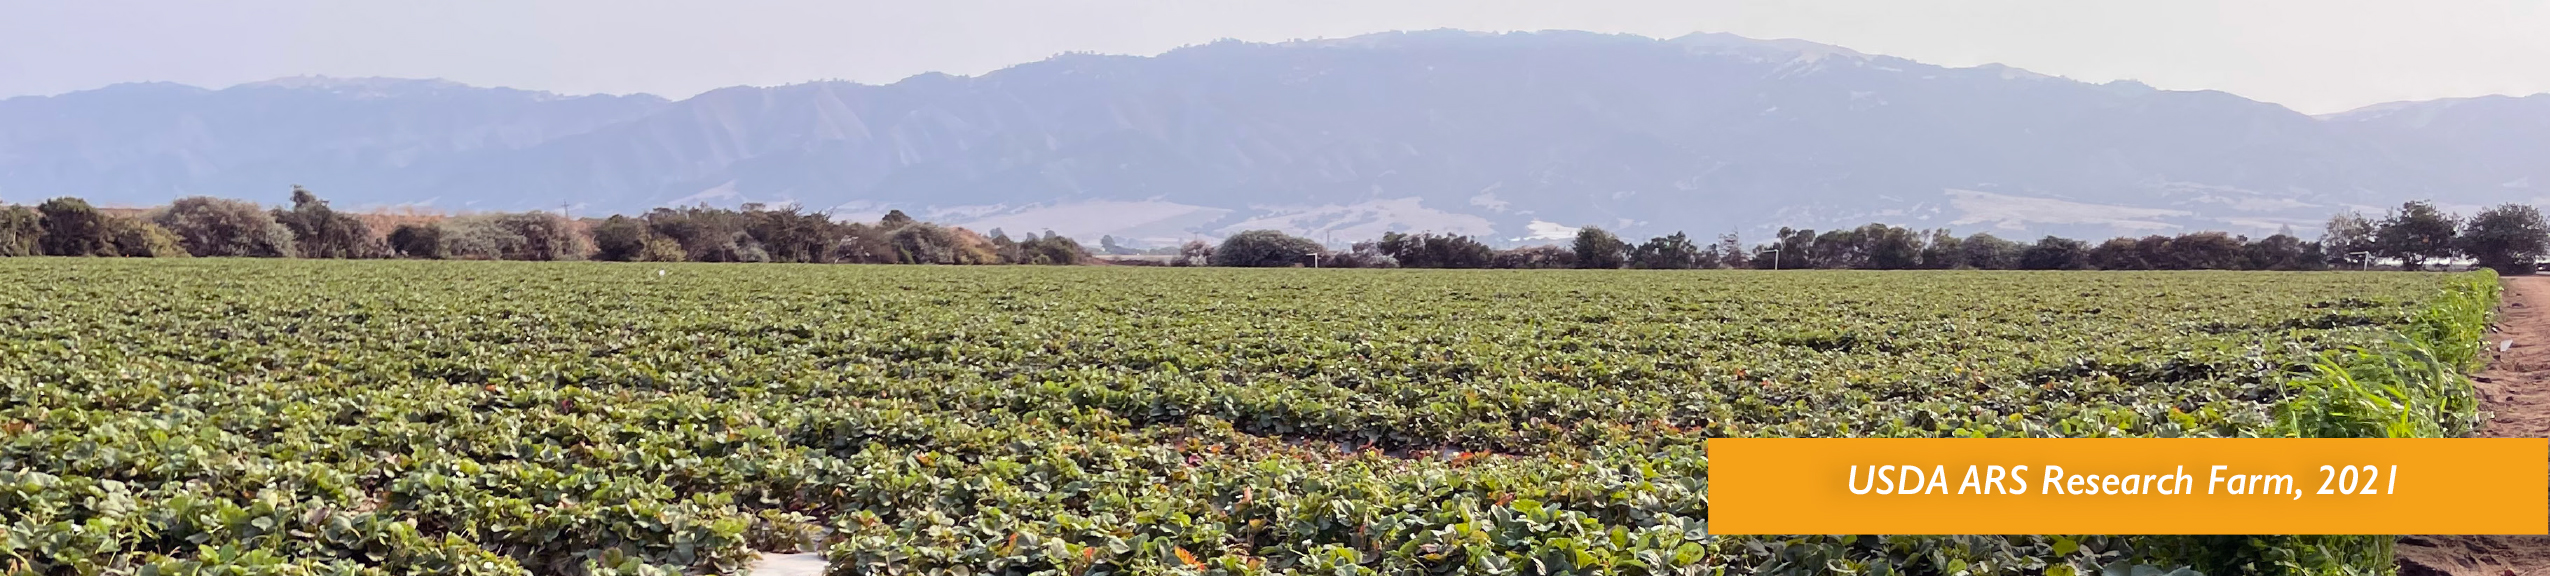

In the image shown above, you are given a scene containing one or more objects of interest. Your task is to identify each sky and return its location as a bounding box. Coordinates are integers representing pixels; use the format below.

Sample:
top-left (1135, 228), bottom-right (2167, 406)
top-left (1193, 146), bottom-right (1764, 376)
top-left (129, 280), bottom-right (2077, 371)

top-left (5, 0), bottom-right (2548, 115)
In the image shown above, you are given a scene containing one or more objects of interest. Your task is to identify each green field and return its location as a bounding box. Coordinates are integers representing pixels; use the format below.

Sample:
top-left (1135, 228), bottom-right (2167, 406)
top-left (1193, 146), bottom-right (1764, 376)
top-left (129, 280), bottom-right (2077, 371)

top-left (0, 260), bottom-right (2493, 575)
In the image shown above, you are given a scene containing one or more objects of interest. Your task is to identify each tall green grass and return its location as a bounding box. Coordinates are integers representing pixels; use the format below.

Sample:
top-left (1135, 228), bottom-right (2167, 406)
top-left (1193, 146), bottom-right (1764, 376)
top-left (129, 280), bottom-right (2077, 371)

top-left (2278, 270), bottom-right (2496, 440)
top-left (2154, 271), bottom-right (2500, 576)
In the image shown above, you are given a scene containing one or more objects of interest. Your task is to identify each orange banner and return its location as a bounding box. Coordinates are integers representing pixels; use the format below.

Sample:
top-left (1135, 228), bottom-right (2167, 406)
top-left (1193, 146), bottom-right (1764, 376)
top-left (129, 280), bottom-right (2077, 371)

top-left (1708, 438), bottom-right (2547, 535)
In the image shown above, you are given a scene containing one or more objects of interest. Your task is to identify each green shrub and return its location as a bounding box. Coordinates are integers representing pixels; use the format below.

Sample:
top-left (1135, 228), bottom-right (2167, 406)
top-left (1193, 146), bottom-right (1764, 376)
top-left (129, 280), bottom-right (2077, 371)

top-left (1211, 229), bottom-right (1322, 267)
top-left (439, 213), bottom-right (589, 261)
top-left (272, 186), bottom-right (383, 258)
top-left (106, 216), bottom-right (189, 258)
top-left (1013, 234), bottom-right (1090, 265)
top-left (638, 238), bottom-right (686, 262)
top-left (35, 197), bottom-right (114, 256)
top-left (591, 215), bottom-right (652, 262)
top-left (885, 223), bottom-right (993, 264)
top-left (154, 196), bottom-right (297, 257)
top-left (388, 223), bottom-right (447, 259)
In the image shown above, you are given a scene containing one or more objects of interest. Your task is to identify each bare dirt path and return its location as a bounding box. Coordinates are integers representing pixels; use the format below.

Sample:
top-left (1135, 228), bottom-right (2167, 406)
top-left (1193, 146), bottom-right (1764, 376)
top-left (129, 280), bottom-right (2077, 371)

top-left (2399, 275), bottom-right (2550, 576)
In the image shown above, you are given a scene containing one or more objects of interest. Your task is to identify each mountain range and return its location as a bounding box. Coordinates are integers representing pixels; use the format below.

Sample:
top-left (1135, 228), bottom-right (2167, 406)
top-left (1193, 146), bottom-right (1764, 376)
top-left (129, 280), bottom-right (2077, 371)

top-left (5, 30), bottom-right (2547, 246)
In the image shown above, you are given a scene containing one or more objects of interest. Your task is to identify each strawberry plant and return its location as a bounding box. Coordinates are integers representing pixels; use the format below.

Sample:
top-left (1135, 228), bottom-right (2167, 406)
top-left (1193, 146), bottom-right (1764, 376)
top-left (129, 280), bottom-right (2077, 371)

top-left (0, 259), bottom-right (2490, 575)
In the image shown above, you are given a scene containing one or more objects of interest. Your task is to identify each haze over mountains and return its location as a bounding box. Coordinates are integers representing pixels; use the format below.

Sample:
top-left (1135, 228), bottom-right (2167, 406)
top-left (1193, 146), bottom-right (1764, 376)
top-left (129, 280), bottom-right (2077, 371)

top-left (4, 30), bottom-right (2546, 246)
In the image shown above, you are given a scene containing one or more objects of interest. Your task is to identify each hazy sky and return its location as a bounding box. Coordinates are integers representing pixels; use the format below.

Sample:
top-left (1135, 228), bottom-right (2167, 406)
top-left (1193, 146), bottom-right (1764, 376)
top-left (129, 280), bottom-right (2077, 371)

top-left (6, 0), bottom-right (2547, 114)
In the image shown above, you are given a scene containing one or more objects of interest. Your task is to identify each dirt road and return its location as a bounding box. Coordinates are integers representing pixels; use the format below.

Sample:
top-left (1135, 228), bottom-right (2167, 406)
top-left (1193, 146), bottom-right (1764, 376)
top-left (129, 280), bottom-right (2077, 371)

top-left (2398, 275), bottom-right (2550, 576)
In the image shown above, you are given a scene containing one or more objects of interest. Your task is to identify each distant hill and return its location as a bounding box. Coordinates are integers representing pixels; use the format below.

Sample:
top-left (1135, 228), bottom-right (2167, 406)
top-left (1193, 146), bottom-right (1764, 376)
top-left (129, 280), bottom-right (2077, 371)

top-left (5, 30), bottom-right (2546, 246)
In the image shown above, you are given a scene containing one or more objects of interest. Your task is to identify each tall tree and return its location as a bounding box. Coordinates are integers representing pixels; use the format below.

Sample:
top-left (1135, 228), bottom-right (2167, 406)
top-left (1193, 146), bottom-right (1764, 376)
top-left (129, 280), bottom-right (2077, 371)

top-left (644, 205), bottom-right (756, 262)
top-left (1711, 233), bottom-right (1749, 269)
top-left (2018, 236), bottom-right (2090, 270)
top-left (1754, 227), bottom-right (1821, 269)
top-left (1809, 228), bottom-right (1861, 268)
top-left (741, 204), bottom-right (843, 263)
top-left (1630, 232), bottom-right (1703, 269)
top-left (1917, 229), bottom-right (1963, 269)
top-left (1959, 233), bottom-right (2021, 269)
top-left (1571, 227), bottom-right (1629, 269)
top-left (2088, 237), bottom-right (2149, 270)
top-left (2322, 211), bottom-right (2377, 267)
top-left (1378, 232), bottom-right (1493, 268)
top-left (1861, 224), bottom-right (1922, 270)
top-left (2373, 200), bottom-right (2459, 271)
top-left (2164, 232), bottom-right (2248, 270)
top-left (2245, 233), bottom-right (2320, 271)
top-left (2459, 203), bottom-right (2550, 274)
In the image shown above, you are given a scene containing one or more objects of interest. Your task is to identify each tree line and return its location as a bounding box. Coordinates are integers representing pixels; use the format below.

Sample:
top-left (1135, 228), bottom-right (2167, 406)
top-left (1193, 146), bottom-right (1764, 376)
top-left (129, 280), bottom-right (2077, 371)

top-left (0, 189), bottom-right (1092, 265)
top-left (7, 192), bottom-right (2543, 273)
top-left (1193, 200), bottom-right (2550, 273)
